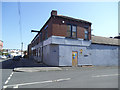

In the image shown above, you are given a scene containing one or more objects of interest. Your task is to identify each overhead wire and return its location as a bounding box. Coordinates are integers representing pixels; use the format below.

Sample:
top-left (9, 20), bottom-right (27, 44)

top-left (17, 0), bottom-right (23, 54)
top-left (18, 1), bottom-right (22, 43)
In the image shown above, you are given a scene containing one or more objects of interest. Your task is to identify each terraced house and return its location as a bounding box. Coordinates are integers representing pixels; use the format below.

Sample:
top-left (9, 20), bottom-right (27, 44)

top-left (28, 10), bottom-right (119, 66)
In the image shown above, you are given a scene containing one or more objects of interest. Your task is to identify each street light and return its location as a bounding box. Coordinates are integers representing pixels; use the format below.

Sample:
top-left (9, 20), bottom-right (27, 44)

top-left (31, 30), bottom-right (40, 33)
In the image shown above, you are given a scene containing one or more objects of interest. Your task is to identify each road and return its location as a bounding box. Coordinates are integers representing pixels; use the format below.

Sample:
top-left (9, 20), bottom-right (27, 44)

top-left (0, 58), bottom-right (119, 89)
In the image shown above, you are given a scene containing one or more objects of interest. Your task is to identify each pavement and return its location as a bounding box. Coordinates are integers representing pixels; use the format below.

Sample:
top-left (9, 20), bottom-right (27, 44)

top-left (13, 67), bottom-right (62, 72)
top-left (1, 58), bottom-right (62, 72)
top-left (11, 58), bottom-right (62, 72)
top-left (11, 58), bottom-right (118, 72)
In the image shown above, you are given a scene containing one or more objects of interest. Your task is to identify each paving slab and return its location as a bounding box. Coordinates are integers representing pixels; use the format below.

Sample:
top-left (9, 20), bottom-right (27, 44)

top-left (13, 67), bottom-right (62, 72)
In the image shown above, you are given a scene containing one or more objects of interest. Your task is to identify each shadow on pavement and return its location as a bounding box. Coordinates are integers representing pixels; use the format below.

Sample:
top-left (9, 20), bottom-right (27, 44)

top-left (0, 58), bottom-right (48, 69)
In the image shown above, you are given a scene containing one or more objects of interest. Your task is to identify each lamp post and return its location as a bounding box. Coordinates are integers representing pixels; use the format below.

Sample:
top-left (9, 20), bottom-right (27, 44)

top-left (31, 30), bottom-right (40, 33)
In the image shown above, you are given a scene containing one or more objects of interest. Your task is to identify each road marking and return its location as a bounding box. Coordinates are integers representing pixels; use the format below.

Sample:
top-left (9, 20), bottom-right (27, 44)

top-left (4, 72), bottom-right (14, 85)
top-left (4, 80), bottom-right (9, 85)
top-left (3, 78), bottom-right (71, 88)
top-left (53, 78), bottom-right (71, 82)
top-left (92, 74), bottom-right (120, 77)
top-left (13, 85), bottom-right (18, 88)
top-left (3, 86), bottom-right (7, 89)
top-left (7, 77), bottom-right (11, 80)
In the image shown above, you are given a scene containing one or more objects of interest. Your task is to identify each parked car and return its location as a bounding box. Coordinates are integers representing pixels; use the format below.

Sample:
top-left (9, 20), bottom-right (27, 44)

top-left (6, 54), bottom-right (12, 58)
top-left (12, 56), bottom-right (22, 61)
top-left (0, 55), bottom-right (7, 59)
top-left (0, 55), bottom-right (2, 59)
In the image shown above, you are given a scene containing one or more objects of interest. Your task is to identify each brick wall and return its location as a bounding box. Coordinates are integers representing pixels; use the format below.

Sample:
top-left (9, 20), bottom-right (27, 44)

top-left (30, 14), bottom-right (91, 48)
top-left (40, 17), bottom-right (52, 41)
top-left (52, 16), bottom-right (91, 40)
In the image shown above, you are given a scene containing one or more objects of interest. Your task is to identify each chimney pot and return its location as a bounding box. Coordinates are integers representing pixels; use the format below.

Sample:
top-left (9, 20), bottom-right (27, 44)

top-left (51, 10), bottom-right (57, 16)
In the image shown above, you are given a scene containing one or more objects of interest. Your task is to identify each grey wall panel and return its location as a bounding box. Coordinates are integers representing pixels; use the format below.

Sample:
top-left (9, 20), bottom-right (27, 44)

top-left (43, 37), bottom-right (52, 46)
top-left (88, 44), bottom-right (118, 66)
top-left (59, 45), bottom-right (92, 66)
top-left (50, 36), bottom-right (91, 46)
top-left (59, 44), bottom-right (118, 66)
top-left (43, 44), bottom-right (59, 66)
top-left (50, 44), bottom-right (59, 66)
top-left (59, 45), bottom-right (72, 66)
top-left (77, 47), bottom-right (92, 65)
top-left (43, 45), bottom-right (50, 65)
top-left (52, 36), bottom-right (65, 44)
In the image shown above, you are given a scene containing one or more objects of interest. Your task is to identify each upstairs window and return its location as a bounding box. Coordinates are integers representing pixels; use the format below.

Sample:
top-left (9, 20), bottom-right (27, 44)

top-left (84, 30), bottom-right (89, 40)
top-left (45, 29), bottom-right (48, 40)
top-left (40, 32), bottom-right (42, 42)
top-left (67, 25), bottom-right (71, 37)
top-left (67, 25), bottom-right (77, 38)
top-left (44, 25), bottom-right (48, 40)
top-left (72, 26), bottom-right (77, 38)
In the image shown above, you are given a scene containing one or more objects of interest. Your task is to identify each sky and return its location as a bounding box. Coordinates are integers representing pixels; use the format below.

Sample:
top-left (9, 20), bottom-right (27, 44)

top-left (2, 2), bottom-right (118, 50)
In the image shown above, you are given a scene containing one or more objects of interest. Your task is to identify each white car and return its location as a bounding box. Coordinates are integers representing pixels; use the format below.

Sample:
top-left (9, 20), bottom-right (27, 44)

top-left (0, 55), bottom-right (2, 58)
top-left (0, 55), bottom-right (7, 59)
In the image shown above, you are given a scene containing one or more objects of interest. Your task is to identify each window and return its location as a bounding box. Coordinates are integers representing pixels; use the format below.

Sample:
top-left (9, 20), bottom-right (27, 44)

top-left (72, 26), bottom-right (77, 38)
top-left (39, 48), bottom-right (41, 57)
top-left (40, 32), bottom-right (42, 42)
top-left (84, 30), bottom-right (89, 40)
top-left (45, 29), bottom-right (48, 40)
top-left (67, 25), bottom-right (71, 37)
top-left (36, 49), bottom-right (38, 56)
top-left (67, 25), bottom-right (77, 38)
top-left (44, 25), bottom-right (48, 40)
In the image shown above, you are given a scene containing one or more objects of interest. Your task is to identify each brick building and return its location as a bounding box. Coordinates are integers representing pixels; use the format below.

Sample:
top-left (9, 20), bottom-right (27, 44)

top-left (28, 10), bottom-right (119, 66)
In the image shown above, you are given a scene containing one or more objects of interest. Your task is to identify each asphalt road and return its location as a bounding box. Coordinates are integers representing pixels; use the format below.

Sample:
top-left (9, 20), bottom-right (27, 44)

top-left (1, 58), bottom-right (119, 89)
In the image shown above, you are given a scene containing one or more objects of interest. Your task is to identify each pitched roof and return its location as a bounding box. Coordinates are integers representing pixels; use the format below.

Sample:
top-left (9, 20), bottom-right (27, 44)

top-left (56, 15), bottom-right (92, 24)
top-left (92, 35), bottom-right (120, 46)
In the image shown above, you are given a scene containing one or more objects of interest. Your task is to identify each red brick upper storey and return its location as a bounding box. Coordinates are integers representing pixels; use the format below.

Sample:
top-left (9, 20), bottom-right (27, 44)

top-left (31, 10), bottom-right (92, 47)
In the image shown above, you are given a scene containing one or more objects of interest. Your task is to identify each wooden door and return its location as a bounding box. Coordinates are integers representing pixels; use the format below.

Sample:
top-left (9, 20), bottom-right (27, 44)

top-left (72, 51), bottom-right (78, 66)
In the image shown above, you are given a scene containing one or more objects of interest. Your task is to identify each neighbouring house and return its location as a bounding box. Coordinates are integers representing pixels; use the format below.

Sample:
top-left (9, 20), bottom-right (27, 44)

top-left (28, 10), bottom-right (119, 66)
top-left (0, 40), bottom-right (3, 51)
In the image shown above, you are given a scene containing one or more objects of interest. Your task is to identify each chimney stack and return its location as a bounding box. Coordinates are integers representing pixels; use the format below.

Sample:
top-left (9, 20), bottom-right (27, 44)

top-left (51, 10), bottom-right (57, 16)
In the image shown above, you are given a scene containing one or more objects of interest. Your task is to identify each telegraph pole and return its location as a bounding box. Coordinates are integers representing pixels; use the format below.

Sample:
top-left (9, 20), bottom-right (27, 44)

top-left (21, 42), bottom-right (23, 57)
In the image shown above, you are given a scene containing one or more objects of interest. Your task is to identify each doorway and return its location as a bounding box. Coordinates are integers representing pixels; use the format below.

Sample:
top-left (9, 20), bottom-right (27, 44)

top-left (72, 51), bottom-right (78, 66)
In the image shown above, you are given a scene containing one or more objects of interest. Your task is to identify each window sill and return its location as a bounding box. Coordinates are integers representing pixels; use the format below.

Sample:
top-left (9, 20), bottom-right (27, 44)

top-left (84, 39), bottom-right (89, 41)
top-left (66, 37), bottom-right (77, 39)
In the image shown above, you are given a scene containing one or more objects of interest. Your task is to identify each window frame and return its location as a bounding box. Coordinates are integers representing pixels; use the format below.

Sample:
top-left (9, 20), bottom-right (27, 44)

top-left (44, 26), bottom-right (48, 40)
top-left (40, 32), bottom-right (42, 42)
top-left (67, 24), bottom-right (72, 38)
top-left (72, 25), bottom-right (77, 38)
top-left (84, 29), bottom-right (89, 40)
top-left (67, 24), bottom-right (77, 39)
